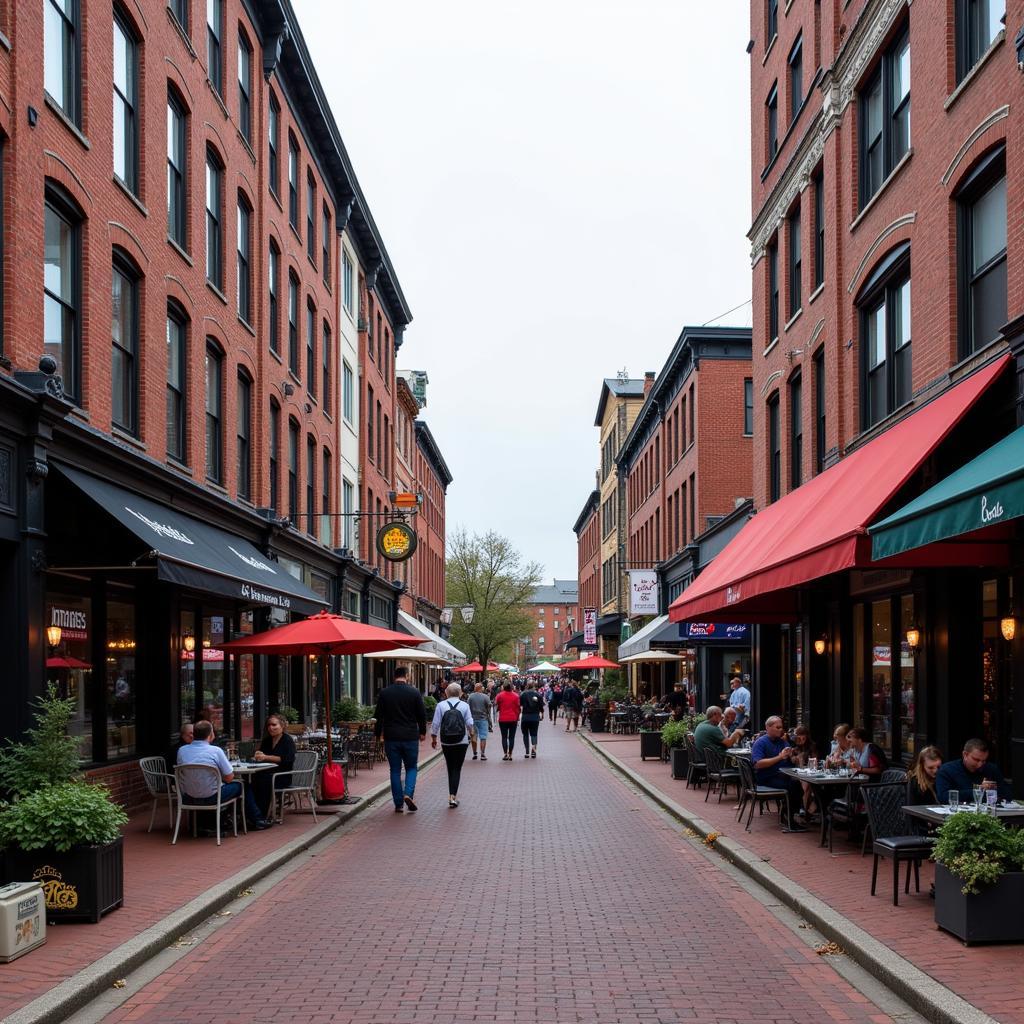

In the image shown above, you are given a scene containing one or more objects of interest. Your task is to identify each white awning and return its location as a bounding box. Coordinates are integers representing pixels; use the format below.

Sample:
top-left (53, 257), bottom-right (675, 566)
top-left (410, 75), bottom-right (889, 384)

top-left (617, 614), bottom-right (669, 659)
top-left (619, 650), bottom-right (684, 664)
top-left (397, 610), bottom-right (466, 664)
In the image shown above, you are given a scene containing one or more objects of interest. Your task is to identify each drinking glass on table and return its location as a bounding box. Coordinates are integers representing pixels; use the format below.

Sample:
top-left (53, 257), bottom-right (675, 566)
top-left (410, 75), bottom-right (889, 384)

top-left (986, 789), bottom-right (998, 812)
top-left (808, 757), bottom-right (818, 772)
top-left (948, 790), bottom-right (959, 811)
top-left (972, 785), bottom-right (983, 810)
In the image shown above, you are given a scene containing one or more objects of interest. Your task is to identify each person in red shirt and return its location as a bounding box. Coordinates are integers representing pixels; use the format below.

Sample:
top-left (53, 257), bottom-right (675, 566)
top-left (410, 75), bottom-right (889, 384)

top-left (494, 680), bottom-right (521, 761)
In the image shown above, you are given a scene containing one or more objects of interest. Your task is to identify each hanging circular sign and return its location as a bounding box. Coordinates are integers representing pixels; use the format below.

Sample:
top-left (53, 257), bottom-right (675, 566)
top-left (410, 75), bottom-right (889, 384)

top-left (376, 520), bottom-right (417, 562)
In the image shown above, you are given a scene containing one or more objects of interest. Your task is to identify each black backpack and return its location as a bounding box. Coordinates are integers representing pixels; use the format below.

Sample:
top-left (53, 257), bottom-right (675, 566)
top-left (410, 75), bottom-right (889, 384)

top-left (521, 691), bottom-right (542, 715)
top-left (439, 699), bottom-right (467, 744)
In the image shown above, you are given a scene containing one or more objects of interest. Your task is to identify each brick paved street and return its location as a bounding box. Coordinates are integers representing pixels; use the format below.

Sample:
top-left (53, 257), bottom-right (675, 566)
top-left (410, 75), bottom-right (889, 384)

top-left (96, 725), bottom-right (910, 1024)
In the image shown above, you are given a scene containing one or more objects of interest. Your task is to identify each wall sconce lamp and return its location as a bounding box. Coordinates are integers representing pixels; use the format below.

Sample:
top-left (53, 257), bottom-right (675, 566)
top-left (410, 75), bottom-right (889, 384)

top-left (46, 625), bottom-right (62, 648)
top-left (183, 633), bottom-right (196, 653)
top-left (813, 636), bottom-right (826, 656)
top-left (1001, 613), bottom-right (1016, 643)
top-left (905, 625), bottom-right (921, 652)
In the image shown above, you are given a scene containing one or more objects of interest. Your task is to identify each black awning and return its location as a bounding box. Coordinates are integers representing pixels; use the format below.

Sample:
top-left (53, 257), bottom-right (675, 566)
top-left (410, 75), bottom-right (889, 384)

top-left (564, 631), bottom-right (598, 651)
top-left (597, 613), bottom-right (621, 637)
top-left (57, 465), bottom-right (327, 614)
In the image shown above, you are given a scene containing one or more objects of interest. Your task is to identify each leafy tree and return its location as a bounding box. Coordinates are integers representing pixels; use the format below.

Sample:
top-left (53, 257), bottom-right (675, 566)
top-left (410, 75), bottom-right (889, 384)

top-left (446, 529), bottom-right (541, 675)
top-left (0, 684), bottom-right (81, 797)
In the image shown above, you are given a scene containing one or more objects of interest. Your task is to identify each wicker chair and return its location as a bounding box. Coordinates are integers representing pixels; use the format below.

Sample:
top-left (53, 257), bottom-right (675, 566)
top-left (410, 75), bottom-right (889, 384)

top-left (736, 755), bottom-right (790, 832)
top-left (702, 744), bottom-right (740, 803)
top-left (862, 783), bottom-right (934, 906)
top-left (139, 756), bottom-right (176, 833)
top-left (274, 750), bottom-right (320, 824)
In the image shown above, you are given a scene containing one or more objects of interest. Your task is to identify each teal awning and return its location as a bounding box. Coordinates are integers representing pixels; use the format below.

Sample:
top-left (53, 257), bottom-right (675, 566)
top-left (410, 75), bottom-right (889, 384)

top-left (869, 425), bottom-right (1024, 560)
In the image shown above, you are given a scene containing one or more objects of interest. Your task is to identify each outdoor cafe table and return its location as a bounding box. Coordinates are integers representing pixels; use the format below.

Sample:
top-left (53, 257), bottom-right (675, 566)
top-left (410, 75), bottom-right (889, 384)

top-left (229, 760), bottom-right (275, 823)
top-left (903, 803), bottom-right (1024, 829)
top-left (779, 767), bottom-right (870, 847)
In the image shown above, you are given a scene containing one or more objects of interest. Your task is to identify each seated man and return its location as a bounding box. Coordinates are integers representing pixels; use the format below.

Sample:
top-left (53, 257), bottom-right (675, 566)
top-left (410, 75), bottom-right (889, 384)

top-left (751, 716), bottom-right (805, 832)
top-left (694, 706), bottom-right (745, 758)
top-left (177, 720), bottom-right (269, 830)
top-left (720, 706), bottom-right (739, 737)
top-left (665, 682), bottom-right (688, 716)
top-left (936, 738), bottom-right (1012, 803)
top-left (166, 721), bottom-right (193, 773)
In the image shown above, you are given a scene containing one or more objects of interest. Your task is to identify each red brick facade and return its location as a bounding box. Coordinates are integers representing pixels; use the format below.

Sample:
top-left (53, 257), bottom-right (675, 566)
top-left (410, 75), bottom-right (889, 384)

top-left (413, 421), bottom-right (450, 616)
top-left (524, 582), bottom-right (579, 659)
top-left (574, 491), bottom-right (601, 620)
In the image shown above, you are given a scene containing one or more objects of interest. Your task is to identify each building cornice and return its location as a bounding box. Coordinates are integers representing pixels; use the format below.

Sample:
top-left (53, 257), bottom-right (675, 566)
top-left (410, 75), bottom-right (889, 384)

top-left (573, 489), bottom-right (600, 535)
top-left (414, 420), bottom-right (453, 488)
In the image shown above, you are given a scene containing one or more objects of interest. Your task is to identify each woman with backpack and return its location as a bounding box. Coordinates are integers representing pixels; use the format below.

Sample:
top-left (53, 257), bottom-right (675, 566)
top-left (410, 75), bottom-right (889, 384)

top-left (494, 680), bottom-right (521, 761)
top-left (430, 682), bottom-right (476, 808)
top-left (518, 680), bottom-right (544, 758)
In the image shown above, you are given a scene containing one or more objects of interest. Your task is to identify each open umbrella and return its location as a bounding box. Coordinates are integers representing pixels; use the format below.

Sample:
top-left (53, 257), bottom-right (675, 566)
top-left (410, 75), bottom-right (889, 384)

top-left (618, 651), bottom-right (684, 663)
top-left (559, 656), bottom-right (620, 670)
top-left (46, 655), bottom-right (92, 670)
top-left (452, 661), bottom-right (500, 673)
top-left (527, 661), bottom-right (560, 673)
top-left (220, 611), bottom-right (427, 786)
top-left (364, 647), bottom-right (450, 663)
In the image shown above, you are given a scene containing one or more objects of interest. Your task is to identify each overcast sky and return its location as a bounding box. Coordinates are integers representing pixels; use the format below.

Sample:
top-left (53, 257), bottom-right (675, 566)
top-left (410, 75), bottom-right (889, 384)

top-left (294, 0), bottom-right (752, 582)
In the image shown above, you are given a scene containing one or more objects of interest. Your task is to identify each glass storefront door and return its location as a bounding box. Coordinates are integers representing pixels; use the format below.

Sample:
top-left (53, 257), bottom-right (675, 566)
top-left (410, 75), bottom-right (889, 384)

top-left (45, 593), bottom-right (93, 762)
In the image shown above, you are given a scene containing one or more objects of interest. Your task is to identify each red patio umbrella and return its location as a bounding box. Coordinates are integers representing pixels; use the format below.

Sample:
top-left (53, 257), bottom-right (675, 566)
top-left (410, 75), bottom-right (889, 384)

top-left (219, 611), bottom-right (427, 786)
top-left (46, 655), bottom-right (92, 669)
top-left (453, 661), bottom-right (499, 673)
top-left (559, 656), bottom-right (620, 670)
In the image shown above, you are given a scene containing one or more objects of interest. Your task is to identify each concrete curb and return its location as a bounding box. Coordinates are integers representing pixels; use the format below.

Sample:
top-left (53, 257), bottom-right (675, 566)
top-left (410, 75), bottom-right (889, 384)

top-left (4, 750), bottom-right (443, 1024)
top-left (580, 733), bottom-right (998, 1024)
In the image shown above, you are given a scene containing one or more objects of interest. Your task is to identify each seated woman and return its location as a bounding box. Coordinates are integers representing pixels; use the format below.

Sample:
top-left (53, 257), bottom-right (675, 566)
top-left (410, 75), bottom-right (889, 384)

top-left (250, 713), bottom-right (296, 820)
top-left (824, 723), bottom-right (857, 769)
top-left (788, 724), bottom-right (819, 819)
top-left (907, 745), bottom-right (942, 805)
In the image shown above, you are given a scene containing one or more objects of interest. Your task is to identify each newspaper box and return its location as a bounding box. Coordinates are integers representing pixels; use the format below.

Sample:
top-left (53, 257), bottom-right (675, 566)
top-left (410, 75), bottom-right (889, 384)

top-left (0, 881), bottom-right (46, 962)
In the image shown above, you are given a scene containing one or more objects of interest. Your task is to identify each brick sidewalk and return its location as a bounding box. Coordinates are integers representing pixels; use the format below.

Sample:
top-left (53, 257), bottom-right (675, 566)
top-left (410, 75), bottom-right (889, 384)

top-left (0, 741), bottom-right (427, 1022)
top-left (100, 723), bottom-right (906, 1024)
top-left (587, 732), bottom-right (1023, 1024)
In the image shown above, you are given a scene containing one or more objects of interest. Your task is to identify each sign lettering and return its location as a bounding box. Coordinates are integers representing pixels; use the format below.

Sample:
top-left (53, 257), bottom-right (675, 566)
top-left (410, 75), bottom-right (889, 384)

top-left (980, 494), bottom-right (1004, 524)
top-left (228, 545), bottom-right (277, 574)
top-left (583, 608), bottom-right (597, 646)
top-left (628, 570), bottom-right (659, 616)
top-left (124, 506), bottom-right (195, 545)
top-left (32, 866), bottom-right (78, 911)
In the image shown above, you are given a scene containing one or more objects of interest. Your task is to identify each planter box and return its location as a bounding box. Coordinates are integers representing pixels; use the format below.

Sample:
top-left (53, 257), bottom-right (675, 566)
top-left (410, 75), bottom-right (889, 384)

top-left (670, 746), bottom-right (689, 780)
top-left (1, 837), bottom-right (123, 924)
top-left (639, 731), bottom-right (663, 761)
top-left (588, 709), bottom-right (607, 733)
top-left (934, 862), bottom-right (1024, 945)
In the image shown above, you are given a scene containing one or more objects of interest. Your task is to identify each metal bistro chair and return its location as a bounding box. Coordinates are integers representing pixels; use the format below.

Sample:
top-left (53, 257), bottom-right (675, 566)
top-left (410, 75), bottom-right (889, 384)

top-left (863, 783), bottom-right (935, 906)
top-left (172, 764), bottom-right (245, 846)
top-left (347, 727), bottom-right (376, 772)
top-left (684, 733), bottom-right (707, 790)
top-left (139, 756), bottom-right (177, 833)
top-left (736, 755), bottom-right (790, 832)
top-left (703, 744), bottom-right (740, 803)
top-left (274, 749), bottom-right (320, 824)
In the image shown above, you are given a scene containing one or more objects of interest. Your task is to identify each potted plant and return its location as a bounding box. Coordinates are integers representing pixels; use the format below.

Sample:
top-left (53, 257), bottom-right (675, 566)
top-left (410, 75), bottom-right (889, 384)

top-left (932, 810), bottom-right (1024, 944)
top-left (0, 687), bottom-right (128, 923)
top-left (661, 719), bottom-right (690, 779)
top-left (277, 704), bottom-right (304, 734)
top-left (639, 718), bottom-right (664, 761)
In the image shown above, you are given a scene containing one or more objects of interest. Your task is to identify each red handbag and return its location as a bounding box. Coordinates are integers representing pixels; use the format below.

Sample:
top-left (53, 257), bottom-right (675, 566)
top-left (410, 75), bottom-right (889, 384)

top-left (320, 761), bottom-right (345, 801)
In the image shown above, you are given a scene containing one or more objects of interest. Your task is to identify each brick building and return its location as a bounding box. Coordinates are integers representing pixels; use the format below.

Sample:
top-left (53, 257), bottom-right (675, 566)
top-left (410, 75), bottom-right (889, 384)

top-left (571, 490), bottom-right (601, 653)
top-left (0, 1), bottom-right (443, 794)
top-left (521, 580), bottom-right (579, 664)
top-left (671, 0), bottom-right (1024, 781)
top-left (412, 420), bottom-right (452, 629)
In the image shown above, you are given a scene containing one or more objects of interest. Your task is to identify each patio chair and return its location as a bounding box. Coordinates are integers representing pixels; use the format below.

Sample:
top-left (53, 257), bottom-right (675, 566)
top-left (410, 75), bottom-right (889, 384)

top-left (172, 764), bottom-right (244, 846)
top-left (139, 756), bottom-right (176, 833)
top-left (684, 733), bottom-right (707, 790)
top-left (857, 768), bottom-right (910, 853)
top-left (736, 755), bottom-right (790, 832)
top-left (348, 727), bottom-right (375, 772)
top-left (274, 749), bottom-right (320, 824)
top-left (236, 740), bottom-right (257, 760)
top-left (862, 783), bottom-right (934, 906)
top-left (703, 744), bottom-right (740, 803)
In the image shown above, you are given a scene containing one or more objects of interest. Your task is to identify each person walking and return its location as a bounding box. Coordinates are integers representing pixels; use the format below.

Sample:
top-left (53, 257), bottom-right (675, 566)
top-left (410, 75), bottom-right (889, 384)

top-left (374, 665), bottom-right (427, 813)
top-left (495, 680), bottom-right (521, 761)
top-left (561, 679), bottom-right (583, 732)
top-left (549, 682), bottom-right (562, 723)
top-left (467, 681), bottom-right (492, 761)
top-left (430, 683), bottom-right (476, 808)
top-left (518, 680), bottom-right (544, 758)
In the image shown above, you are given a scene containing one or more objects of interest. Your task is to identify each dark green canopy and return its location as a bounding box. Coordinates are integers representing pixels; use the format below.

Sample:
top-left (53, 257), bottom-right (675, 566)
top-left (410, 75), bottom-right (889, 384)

top-left (869, 425), bottom-right (1024, 560)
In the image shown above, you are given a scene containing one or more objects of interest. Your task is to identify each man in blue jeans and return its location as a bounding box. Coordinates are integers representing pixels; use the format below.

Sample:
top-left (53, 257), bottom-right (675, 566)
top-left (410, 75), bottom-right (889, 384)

top-left (373, 666), bottom-right (427, 813)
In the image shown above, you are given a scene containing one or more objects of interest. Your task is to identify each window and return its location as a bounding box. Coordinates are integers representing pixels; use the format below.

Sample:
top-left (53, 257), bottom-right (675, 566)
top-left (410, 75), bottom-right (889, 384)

top-left (788, 206), bottom-right (801, 316)
top-left (268, 93), bottom-right (280, 197)
top-left (322, 322), bottom-right (331, 415)
top-left (306, 436), bottom-right (316, 535)
top-left (45, 0), bottom-right (79, 124)
top-left (306, 299), bottom-right (316, 397)
top-left (768, 238), bottom-right (779, 343)
top-left (205, 341), bottom-right (223, 483)
top-left (367, 385), bottom-right (375, 459)
top-left (268, 242), bottom-right (280, 354)
top-left (342, 249), bottom-right (354, 314)
top-left (814, 346), bottom-right (826, 474)
top-left (859, 245), bottom-right (911, 428)
top-left (766, 83), bottom-right (778, 162)
top-left (306, 172), bottom-right (316, 261)
top-left (813, 171), bottom-right (825, 290)
top-left (956, 0), bottom-right (1004, 82)
top-left (205, 149), bottom-right (223, 289)
top-left (767, 0), bottom-right (778, 45)
top-left (169, 0), bottom-right (188, 33)
top-left (343, 361), bottom-right (354, 422)
top-left (859, 28), bottom-right (910, 208)
top-left (288, 135), bottom-right (299, 230)
top-left (788, 35), bottom-right (803, 122)
top-left (111, 257), bottom-right (139, 435)
top-left (287, 418), bottom-right (299, 521)
top-left (206, 0), bottom-right (222, 95)
top-left (957, 147), bottom-right (1006, 357)
top-left (768, 393), bottom-right (781, 503)
top-left (44, 190), bottom-right (82, 404)
top-left (321, 449), bottom-right (331, 545)
top-left (322, 204), bottom-right (331, 285)
top-left (236, 372), bottom-right (251, 500)
top-left (167, 91), bottom-right (187, 247)
top-left (269, 399), bottom-right (280, 511)
top-left (743, 378), bottom-right (753, 436)
top-left (688, 384), bottom-right (694, 447)
top-left (342, 478), bottom-right (354, 549)
top-left (237, 32), bottom-right (252, 142)
top-left (236, 195), bottom-right (251, 322)
top-left (166, 306), bottom-right (187, 462)
top-left (376, 401), bottom-right (382, 467)
top-left (789, 370), bottom-right (802, 490)
top-left (113, 14), bottom-right (139, 193)
top-left (287, 271), bottom-right (299, 374)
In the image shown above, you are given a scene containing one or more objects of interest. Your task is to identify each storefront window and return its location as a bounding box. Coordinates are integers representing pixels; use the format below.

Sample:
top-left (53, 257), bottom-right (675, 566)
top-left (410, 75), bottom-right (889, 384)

top-left (45, 594), bottom-right (92, 761)
top-left (238, 610), bottom-right (255, 740)
top-left (106, 599), bottom-right (136, 758)
top-left (898, 594), bottom-right (915, 757)
top-left (180, 609), bottom-right (196, 727)
top-left (852, 603), bottom-right (865, 731)
top-left (981, 577), bottom-right (1013, 761)
top-left (202, 614), bottom-right (227, 735)
top-left (870, 599), bottom-right (892, 753)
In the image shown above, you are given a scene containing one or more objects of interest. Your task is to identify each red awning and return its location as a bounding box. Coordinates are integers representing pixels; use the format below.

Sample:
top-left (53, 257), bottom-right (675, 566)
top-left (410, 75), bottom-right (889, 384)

top-left (669, 356), bottom-right (1010, 623)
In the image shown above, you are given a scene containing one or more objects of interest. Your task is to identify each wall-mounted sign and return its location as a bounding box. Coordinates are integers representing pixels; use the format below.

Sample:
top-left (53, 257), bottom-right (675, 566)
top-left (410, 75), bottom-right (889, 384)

top-left (628, 570), bottom-right (659, 616)
top-left (376, 521), bottom-right (417, 562)
top-left (48, 606), bottom-right (88, 642)
top-left (583, 608), bottom-right (597, 646)
top-left (679, 622), bottom-right (750, 642)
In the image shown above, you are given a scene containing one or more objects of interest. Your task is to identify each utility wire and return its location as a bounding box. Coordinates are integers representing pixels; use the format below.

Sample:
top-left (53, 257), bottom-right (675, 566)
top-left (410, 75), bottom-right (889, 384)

top-left (702, 298), bottom-right (752, 327)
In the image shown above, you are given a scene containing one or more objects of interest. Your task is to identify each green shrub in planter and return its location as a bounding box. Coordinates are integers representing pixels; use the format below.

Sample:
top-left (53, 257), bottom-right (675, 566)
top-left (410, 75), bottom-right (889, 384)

top-left (0, 684), bottom-right (81, 797)
top-left (277, 704), bottom-right (300, 724)
top-left (423, 696), bottom-right (437, 716)
top-left (0, 782), bottom-right (128, 853)
top-left (660, 720), bottom-right (689, 749)
top-left (334, 697), bottom-right (364, 722)
top-left (932, 811), bottom-right (1024, 894)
